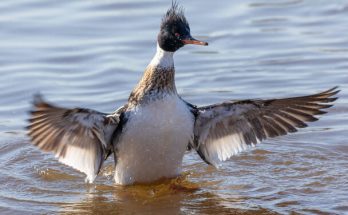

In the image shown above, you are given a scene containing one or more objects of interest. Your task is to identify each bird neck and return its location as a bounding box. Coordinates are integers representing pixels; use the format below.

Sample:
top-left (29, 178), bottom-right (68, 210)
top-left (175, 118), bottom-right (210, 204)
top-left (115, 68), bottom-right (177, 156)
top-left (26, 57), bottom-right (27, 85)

top-left (150, 43), bottom-right (175, 69)
top-left (128, 44), bottom-right (177, 105)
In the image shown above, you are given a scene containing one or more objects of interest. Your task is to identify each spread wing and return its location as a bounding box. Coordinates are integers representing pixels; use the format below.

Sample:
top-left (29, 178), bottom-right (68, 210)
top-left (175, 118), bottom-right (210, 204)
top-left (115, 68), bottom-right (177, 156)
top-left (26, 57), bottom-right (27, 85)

top-left (27, 95), bottom-right (121, 183)
top-left (192, 87), bottom-right (339, 167)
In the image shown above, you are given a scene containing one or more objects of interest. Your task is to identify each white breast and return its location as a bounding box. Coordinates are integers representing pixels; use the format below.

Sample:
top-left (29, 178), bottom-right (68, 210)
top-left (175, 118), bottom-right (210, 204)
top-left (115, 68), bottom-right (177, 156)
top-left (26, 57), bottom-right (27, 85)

top-left (114, 95), bottom-right (194, 185)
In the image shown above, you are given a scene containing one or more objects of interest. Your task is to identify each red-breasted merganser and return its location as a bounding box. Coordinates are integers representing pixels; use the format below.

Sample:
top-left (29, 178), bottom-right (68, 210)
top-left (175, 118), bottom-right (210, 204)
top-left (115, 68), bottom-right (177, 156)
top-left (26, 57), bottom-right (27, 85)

top-left (27, 3), bottom-right (339, 185)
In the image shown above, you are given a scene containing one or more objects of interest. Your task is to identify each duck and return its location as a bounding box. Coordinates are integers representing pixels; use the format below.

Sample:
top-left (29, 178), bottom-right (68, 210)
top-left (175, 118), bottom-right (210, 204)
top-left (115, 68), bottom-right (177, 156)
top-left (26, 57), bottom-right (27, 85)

top-left (27, 3), bottom-right (339, 185)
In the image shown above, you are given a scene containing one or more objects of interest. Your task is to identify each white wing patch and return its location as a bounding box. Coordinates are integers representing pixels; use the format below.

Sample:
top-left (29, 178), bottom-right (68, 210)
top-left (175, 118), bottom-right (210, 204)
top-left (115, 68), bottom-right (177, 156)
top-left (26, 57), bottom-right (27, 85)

top-left (195, 106), bottom-right (258, 167)
top-left (58, 143), bottom-right (102, 183)
top-left (27, 95), bottom-right (120, 183)
top-left (193, 87), bottom-right (339, 167)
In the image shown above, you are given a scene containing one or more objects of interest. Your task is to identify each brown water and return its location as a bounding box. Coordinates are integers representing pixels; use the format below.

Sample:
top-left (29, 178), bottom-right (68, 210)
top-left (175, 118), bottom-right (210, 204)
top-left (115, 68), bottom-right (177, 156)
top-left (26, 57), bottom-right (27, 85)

top-left (0, 0), bottom-right (347, 214)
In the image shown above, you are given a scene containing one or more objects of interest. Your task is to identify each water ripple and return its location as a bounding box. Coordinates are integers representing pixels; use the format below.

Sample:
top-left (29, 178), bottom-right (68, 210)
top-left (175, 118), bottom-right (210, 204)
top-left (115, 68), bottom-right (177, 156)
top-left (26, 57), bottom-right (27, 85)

top-left (0, 0), bottom-right (347, 214)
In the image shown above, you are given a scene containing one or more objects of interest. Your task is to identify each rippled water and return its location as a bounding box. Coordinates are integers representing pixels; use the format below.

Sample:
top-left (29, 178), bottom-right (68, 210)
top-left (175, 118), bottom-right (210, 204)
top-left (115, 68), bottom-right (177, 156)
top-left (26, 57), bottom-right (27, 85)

top-left (1, 0), bottom-right (347, 214)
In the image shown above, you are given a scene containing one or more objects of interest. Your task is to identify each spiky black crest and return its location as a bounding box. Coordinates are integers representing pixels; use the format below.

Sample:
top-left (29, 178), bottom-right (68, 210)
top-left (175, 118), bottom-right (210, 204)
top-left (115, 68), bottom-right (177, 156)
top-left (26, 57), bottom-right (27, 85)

top-left (158, 2), bottom-right (191, 52)
top-left (161, 2), bottom-right (189, 30)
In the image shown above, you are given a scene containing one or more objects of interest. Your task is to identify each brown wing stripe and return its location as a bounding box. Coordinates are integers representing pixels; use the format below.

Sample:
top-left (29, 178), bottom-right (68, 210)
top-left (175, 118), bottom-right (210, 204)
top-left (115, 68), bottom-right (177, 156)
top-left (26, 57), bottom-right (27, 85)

top-left (297, 103), bottom-right (333, 109)
top-left (272, 114), bottom-right (298, 133)
top-left (284, 108), bottom-right (318, 122)
top-left (263, 116), bottom-right (288, 136)
top-left (276, 111), bottom-right (308, 128)
top-left (291, 105), bottom-right (327, 115)
top-left (247, 117), bottom-right (267, 140)
top-left (260, 117), bottom-right (281, 138)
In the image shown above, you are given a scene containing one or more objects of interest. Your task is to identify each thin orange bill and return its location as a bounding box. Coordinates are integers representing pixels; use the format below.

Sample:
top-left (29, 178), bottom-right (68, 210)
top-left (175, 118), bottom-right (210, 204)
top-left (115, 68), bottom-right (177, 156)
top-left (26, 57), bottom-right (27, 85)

top-left (182, 38), bottom-right (208, 46)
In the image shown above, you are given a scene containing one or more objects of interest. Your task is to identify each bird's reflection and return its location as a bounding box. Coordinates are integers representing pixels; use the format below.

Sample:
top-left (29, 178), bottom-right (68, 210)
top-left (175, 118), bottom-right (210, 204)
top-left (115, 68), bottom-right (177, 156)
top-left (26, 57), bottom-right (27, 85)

top-left (59, 174), bottom-right (274, 215)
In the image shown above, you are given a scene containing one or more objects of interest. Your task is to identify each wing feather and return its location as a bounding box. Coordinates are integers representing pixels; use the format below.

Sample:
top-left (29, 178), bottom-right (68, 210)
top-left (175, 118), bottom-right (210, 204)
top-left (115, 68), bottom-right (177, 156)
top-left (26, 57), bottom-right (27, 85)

top-left (27, 95), bottom-right (121, 182)
top-left (193, 87), bottom-right (339, 166)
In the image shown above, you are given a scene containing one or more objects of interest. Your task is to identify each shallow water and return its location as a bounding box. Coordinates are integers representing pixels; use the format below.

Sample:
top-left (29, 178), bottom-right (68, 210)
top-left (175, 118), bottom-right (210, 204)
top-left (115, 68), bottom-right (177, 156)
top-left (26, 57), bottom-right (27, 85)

top-left (0, 0), bottom-right (347, 214)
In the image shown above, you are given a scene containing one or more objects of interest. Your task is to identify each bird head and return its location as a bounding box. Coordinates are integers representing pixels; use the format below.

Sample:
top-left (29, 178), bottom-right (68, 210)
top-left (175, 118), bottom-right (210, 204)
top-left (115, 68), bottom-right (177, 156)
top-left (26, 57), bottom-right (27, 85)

top-left (157, 2), bottom-right (208, 52)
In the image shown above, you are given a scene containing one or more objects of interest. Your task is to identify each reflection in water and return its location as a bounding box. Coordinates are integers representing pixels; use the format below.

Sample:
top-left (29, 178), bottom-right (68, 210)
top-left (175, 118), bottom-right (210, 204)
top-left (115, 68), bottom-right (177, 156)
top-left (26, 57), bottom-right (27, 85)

top-left (61, 178), bottom-right (276, 215)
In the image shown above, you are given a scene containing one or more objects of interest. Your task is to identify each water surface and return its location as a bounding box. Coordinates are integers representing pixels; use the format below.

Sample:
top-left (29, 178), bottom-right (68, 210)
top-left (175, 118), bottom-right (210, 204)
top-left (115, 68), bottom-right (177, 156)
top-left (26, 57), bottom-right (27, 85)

top-left (0, 0), bottom-right (347, 214)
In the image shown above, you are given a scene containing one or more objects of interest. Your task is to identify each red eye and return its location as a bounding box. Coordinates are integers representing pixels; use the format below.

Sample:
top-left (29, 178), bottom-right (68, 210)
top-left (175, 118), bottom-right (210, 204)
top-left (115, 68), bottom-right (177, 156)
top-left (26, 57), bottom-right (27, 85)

top-left (175, 33), bottom-right (180, 38)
